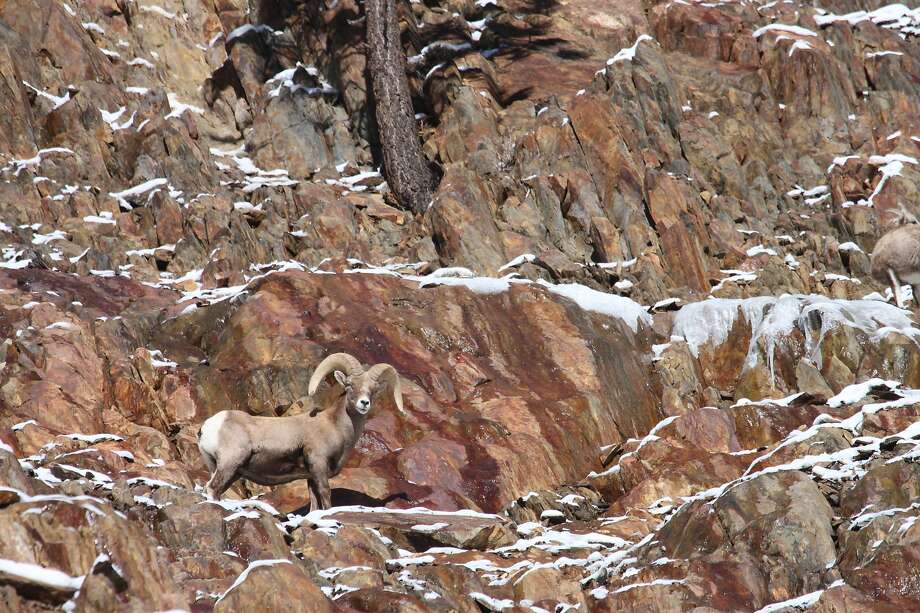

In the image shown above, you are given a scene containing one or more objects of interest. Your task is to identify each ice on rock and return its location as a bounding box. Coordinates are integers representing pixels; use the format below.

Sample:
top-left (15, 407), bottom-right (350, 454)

top-left (672, 295), bottom-right (920, 384)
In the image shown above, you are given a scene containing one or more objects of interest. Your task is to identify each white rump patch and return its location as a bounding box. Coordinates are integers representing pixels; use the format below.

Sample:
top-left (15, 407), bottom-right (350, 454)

top-left (198, 411), bottom-right (229, 457)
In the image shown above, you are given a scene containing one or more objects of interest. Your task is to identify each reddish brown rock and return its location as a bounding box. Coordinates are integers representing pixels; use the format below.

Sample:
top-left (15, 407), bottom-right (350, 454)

top-left (292, 524), bottom-right (391, 570)
top-left (212, 561), bottom-right (335, 613)
top-left (336, 588), bottom-right (429, 612)
top-left (511, 566), bottom-right (585, 607)
top-left (199, 270), bottom-right (659, 512)
top-left (0, 450), bottom-right (31, 494)
top-left (317, 508), bottom-right (516, 551)
top-left (0, 0), bottom-right (916, 609)
top-left (648, 470), bottom-right (838, 610)
top-left (811, 584), bottom-right (903, 613)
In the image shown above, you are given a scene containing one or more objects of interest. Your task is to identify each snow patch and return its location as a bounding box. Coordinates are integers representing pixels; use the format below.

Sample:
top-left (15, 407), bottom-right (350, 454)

top-left (814, 5), bottom-right (920, 38)
top-left (753, 580), bottom-right (845, 613)
top-left (165, 93), bottom-right (205, 120)
top-left (0, 559), bottom-right (84, 592)
top-left (227, 24), bottom-right (275, 43)
top-left (109, 178), bottom-right (168, 210)
top-left (607, 35), bottom-right (654, 64)
top-left (539, 281), bottom-right (652, 332)
top-left (419, 274), bottom-right (510, 294)
top-left (410, 522), bottom-right (450, 533)
top-left (753, 24), bottom-right (818, 38)
top-left (139, 5), bottom-right (178, 19)
top-left (498, 253), bottom-right (536, 272)
top-left (21, 82), bottom-right (71, 110)
top-left (746, 245), bottom-right (777, 257)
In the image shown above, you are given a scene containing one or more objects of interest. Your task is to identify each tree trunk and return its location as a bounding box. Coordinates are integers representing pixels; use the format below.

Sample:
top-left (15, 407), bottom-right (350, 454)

top-left (365, 0), bottom-right (437, 215)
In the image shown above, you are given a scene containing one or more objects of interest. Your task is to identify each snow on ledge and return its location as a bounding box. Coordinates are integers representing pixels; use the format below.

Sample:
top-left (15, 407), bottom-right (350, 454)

top-left (0, 558), bottom-right (84, 592)
top-left (752, 23), bottom-right (818, 38)
top-left (540, 280), bottom-right (652, 332)
top-left (418, 274), bottom-right (511, 294)
top-left (607, 34), bottom-right (655, 64)
top-left (498, 253), bottom-right (536, 272)
top-left (410, 522), bottom-right (450, 533)
top-left (814, 4), bottom-right (920, 38)
top-left (827, 378), bottom-right (900, 407)
top-left (201, 497), bottom-right (280, 517)
top-left (469, 592), bottom-right (515, 609)
top-left (753, 580), bottom-right (845, 613)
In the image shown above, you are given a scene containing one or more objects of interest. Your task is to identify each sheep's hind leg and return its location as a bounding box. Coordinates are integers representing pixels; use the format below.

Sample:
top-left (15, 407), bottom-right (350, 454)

top-left (206, 454), bottom-right (246, 500)
top-left (200, 451), bottom-right (217, 476)
top-left (206, 467), bottom-right (240, 500)
top-left (889, 269), bottom-right (904, 308)
top-left (911, 285), bottom-right (920, 308)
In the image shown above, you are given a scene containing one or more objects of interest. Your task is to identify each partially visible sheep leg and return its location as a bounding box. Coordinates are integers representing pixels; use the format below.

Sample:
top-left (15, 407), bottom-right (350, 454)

top-left (911, 285), bottom-right (920, 307)
top-left (201, 451), bottom-right (216, 473)
top-left (307, 479), bottom-right (321, 513)
top-left (206, 470), bottom-right (239, 500)
top-left (206, 456), bottom-right (244, 500)
top-left (889, 269), bottom-right (903, 308)
top-left (313, 471), bottom-right (332, 510)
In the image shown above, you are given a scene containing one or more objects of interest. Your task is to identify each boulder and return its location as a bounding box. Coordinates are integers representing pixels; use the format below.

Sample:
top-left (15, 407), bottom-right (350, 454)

top-left (213, 561), bottom-right (334, 613)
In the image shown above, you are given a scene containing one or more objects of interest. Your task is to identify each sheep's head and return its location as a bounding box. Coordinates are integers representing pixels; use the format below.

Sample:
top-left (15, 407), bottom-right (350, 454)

top-left (308, 352), bottom-right (404, 417)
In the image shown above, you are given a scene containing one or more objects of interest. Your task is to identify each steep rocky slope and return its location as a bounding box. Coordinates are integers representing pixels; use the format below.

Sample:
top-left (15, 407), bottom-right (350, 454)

top-left (0, 0), bottom-right (919, 610)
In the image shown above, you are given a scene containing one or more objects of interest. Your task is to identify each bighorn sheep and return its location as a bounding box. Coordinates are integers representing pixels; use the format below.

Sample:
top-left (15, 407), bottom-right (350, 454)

top-left (870, 223), bottom-right (920, 308)
top-left (197, 353), bottom-right (403, 510)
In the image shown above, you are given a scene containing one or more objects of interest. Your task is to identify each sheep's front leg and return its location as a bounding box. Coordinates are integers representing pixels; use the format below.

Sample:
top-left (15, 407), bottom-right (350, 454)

top-left (307, 478), bottom-right (321, 513)
top-left (314, 472), bottom-right (332, 510)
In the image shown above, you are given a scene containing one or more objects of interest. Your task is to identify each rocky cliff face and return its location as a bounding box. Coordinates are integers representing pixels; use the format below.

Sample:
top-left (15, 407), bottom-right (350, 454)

top-left (0, 0), bottom-right (919, 610)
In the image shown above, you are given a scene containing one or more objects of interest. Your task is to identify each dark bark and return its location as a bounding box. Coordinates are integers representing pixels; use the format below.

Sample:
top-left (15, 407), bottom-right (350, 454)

top-left (365, 0), bottom-right (437, 215)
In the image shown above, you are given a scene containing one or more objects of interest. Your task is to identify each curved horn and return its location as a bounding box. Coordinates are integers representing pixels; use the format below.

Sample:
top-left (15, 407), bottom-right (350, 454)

top-left (308, 353), bottom-right (364, 395)
top-left (366, 363), bottom-right (405, 414)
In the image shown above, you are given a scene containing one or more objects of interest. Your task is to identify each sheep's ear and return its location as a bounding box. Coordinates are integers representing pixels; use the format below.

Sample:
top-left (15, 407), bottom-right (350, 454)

top-left (334, 370), bottom-right (348, 386)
